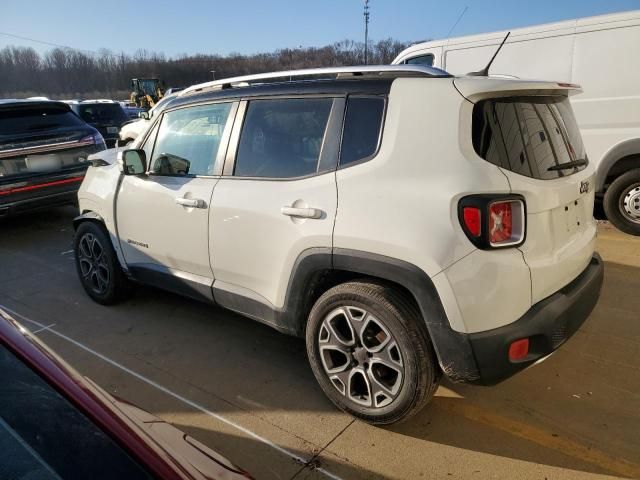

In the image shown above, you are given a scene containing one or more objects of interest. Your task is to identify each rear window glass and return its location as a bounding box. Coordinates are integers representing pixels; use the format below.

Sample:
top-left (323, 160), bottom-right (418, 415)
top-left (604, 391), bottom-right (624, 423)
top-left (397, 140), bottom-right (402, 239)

top-left (78, 104), bottom-right (128, 124)
top-left (340, 97), bottom-right (385, 166)
top-left (472, 96), bottom-right (587, 180)
top-left (235, 98), bottom-right (333, 178)
top-left (0, 105), bottom-right (84, 136)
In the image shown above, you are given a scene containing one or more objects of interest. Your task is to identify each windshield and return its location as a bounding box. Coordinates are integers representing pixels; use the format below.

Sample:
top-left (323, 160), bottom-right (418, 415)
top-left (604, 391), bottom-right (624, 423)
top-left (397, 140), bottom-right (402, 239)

top-left (472, 96), bottom-right (587, 180)
top-left (0, 105), bottom-right (85, 137)
top-left (138, 80), bottom-right (158, 96)
top-left (78, 104), bottom-right (128, 125)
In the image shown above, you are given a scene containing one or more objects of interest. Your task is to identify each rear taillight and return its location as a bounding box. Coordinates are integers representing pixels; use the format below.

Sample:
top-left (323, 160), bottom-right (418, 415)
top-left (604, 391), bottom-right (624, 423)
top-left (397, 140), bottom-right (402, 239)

top-left (458, 195), bottom-right (526, 249)
top-left (80, 133), bottom-right (106, 147)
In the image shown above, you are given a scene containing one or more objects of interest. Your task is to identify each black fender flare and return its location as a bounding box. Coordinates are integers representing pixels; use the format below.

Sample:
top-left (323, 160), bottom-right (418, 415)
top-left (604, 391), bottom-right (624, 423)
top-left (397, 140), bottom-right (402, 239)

top-left (331, 249), bottom-right (480, 382)
top-left (73, 211), bottom-right (105, 230)
top-left (270, 248), bottom-right (481, 382)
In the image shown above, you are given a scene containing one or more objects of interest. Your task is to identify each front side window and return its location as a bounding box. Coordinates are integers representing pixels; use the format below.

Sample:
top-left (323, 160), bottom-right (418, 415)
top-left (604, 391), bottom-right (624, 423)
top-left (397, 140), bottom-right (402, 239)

top-left (149, 102), bottom-right (232, 176)
top-left (234, 98), bottom-right (333, 178)
top-left (405, 54), bottom-right (434, 67)
top-left (340, 97), bottom-right (385, 166)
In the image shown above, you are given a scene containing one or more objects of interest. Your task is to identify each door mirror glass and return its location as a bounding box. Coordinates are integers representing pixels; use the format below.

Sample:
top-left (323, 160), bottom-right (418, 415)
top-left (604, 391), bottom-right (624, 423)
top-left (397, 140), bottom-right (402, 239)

top-left (122, 149), bottom-right (147, 175)
top-left (138, 111), bottom-right (149, 120)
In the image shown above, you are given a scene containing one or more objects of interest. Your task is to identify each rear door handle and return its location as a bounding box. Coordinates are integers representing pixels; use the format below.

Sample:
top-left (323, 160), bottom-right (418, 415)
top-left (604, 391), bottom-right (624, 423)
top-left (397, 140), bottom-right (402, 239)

top-left (176, 197), bottom-right (206, 208)
top-left (281, 206), bottom-right (322, 219)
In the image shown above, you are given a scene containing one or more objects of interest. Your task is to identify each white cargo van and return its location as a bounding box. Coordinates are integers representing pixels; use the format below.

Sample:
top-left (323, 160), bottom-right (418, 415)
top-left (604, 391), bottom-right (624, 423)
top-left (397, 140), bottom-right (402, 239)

top-left (393, 10), bottom-right (640, 235)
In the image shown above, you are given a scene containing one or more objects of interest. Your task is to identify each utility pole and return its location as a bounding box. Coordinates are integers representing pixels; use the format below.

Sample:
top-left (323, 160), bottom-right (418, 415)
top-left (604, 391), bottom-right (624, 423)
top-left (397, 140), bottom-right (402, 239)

top-left (363, 0), bottom-right (370, 65)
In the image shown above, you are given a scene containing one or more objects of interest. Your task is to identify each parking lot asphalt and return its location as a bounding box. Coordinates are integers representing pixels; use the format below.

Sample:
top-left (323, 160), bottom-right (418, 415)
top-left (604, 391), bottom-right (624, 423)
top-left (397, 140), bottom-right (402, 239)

top-left (0, 206), bottom-right (639, 480)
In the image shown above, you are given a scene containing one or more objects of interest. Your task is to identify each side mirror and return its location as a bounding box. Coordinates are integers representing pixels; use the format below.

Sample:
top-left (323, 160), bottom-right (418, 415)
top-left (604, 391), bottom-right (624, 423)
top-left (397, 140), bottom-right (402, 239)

top-left (122, 149), bottom-right (147, 175)
top-left (138, 111), bottom-right (149, 120)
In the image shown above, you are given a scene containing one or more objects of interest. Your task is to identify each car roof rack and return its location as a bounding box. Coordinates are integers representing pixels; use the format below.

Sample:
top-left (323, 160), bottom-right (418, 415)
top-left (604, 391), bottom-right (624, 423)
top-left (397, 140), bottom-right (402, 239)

top-left (179, 64), bottom-right (450, 97)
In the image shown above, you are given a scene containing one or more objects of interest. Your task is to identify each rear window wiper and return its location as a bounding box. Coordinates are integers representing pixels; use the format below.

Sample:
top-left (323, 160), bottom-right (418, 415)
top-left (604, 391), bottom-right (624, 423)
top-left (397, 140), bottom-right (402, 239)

top-left (548, 159), bottom-right (588, 171)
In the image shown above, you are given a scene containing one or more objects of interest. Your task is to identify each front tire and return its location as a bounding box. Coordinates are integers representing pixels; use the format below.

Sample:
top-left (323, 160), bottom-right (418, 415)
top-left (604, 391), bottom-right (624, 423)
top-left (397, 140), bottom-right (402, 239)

top-left (306, 281), bottom-right (439, 425)
top-left (603, 168), bottom-right (640, 236)
top-left (74, 222), bottom-right (131, 305)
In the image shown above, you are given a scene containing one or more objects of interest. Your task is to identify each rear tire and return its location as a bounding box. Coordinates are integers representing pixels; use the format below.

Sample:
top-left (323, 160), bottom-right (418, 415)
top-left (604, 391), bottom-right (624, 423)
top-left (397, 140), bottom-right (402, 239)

top-left (603, 168), bottom-right (640, 236)
top-left (74, 222), bottom-right (132, 305)
top-left (306, 280), bottom-right (439, 425)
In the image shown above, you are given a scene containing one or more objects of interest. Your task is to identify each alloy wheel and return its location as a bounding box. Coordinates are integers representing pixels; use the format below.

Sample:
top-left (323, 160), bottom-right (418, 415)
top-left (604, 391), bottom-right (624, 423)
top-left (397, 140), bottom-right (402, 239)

top-left (318, 306), bottom-right (404, 408)
top-left (77, 233), bottom-right (110, 294)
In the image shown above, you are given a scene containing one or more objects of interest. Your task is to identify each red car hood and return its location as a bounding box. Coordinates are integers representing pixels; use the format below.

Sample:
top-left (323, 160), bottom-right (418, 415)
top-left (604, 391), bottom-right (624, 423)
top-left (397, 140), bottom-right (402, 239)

top-left (0, 308), bottom-right (252, 480)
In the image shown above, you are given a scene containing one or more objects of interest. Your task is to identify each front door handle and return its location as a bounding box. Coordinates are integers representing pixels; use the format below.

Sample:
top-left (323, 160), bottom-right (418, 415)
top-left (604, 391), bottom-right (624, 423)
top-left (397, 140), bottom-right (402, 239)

top-left (281, 206), bottom-right (322, 219)
top-left (176, 197), bottom-right (206, 208)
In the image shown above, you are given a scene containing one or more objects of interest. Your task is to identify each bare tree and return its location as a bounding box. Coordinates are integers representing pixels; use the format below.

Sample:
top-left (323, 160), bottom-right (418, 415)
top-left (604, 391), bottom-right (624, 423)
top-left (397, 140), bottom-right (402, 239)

top-left (0, 39), bottom-right (413, 98)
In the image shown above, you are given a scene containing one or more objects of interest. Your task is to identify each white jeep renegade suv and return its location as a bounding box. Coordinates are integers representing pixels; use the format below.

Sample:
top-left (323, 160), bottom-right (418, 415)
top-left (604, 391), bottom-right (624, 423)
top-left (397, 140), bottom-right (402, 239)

top-left (74, 65), bottom-right (604, 424)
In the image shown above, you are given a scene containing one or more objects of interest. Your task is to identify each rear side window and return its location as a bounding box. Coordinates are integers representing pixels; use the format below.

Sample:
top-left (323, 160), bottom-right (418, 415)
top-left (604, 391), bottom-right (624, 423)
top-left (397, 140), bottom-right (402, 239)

top-left (405, 54), bottom-right (434, 67)
top-left (235, 98), bottom-right (333, 178)
top-left (0, 105), bottom-right (85, 136)
top-left (472, 96), bottom-right (587, 180)
top-left (340, 97), bottom-right (385, 166)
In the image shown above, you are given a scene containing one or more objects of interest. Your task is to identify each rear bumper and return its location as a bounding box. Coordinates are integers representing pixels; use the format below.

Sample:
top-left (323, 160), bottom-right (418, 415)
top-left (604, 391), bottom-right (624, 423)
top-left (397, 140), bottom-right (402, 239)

top-left (0, 173), bottom-right (84, 218)
top-left (467, 253), bottom-right (604, 385)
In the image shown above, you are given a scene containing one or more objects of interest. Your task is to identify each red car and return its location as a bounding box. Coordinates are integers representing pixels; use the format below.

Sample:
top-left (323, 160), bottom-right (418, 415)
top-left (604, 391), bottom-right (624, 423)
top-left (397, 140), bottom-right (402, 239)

top-left (0, 308), bottom-right (252, 480)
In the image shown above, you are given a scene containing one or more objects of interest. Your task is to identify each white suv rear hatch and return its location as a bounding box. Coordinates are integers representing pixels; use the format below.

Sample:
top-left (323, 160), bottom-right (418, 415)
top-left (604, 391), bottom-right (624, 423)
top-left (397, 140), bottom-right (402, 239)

top-left (457, 77), bottom-right (597, 304)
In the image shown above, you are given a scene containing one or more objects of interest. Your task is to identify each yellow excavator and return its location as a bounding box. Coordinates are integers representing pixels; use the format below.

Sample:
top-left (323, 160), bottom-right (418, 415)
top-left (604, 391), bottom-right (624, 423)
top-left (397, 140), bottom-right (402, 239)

top-left (130, 78), bottom-right (164, 109)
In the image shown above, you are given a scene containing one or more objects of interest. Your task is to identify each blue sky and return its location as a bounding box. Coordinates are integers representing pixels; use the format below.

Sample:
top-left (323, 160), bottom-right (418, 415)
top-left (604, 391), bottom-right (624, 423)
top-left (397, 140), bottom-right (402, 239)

top-left (1, 0), bottom-right (638, 57)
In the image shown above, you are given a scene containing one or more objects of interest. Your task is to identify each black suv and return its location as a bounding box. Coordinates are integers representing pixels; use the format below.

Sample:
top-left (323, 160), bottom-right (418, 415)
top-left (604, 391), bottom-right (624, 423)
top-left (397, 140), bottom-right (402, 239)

top-left (68, 101), bottom-right (128, 148)
top-left (0, 100), bottom-right (105, 218)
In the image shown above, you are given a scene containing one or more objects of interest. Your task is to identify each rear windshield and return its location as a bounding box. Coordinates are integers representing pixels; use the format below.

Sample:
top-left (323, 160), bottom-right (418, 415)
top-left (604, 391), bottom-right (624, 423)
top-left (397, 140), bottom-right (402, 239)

top-left (0, 105), bottom-right (85, 136)
top-left (78, 104), bottom-right (128, 124)
top-left (472, 96), bottom-right (587, 180)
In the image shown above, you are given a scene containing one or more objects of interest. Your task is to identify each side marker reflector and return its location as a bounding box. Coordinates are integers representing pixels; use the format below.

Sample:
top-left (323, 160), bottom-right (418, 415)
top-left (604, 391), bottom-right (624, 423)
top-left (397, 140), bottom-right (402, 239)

top-left (509, 338), bottom-right (529, 361)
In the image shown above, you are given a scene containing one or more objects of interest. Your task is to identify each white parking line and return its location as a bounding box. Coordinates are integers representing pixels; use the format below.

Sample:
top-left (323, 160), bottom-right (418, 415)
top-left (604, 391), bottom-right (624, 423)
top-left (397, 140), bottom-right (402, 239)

top-left (0, 305), bottom-right (343, 480)
top-left (31, 323), bottom-right (56, 334)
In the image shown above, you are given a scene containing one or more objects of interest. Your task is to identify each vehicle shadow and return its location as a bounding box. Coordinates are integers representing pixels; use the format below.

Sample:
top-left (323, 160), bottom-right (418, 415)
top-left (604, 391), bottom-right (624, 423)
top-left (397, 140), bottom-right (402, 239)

top-left (387, 259), bottom-right (640, 479)
top-left (0, 205), bottom-right (78, 231)
top-left (169, 424), bottom-right (387, 480)
top-left (2, 209), bottom-right (638, 479)
top-left (110, 278), bottom-right (640, 479)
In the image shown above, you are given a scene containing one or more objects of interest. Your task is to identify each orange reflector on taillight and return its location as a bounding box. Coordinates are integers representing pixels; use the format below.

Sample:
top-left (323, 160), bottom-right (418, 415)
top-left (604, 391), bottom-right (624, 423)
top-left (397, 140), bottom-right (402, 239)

top-left (462, 207), bottom-right (481, 237)
top-left (509, 338), bottom-right (529, 361)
